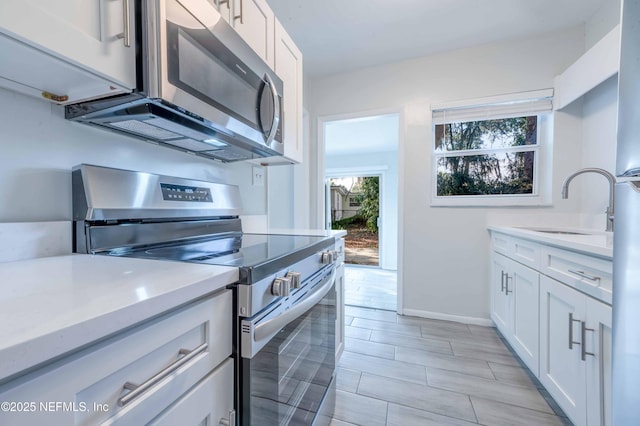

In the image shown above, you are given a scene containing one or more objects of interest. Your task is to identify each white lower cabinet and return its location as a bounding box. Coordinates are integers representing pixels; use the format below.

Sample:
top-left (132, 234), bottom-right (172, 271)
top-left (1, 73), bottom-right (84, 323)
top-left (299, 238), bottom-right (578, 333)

top-left (335, 237), bottom-right (345, 361)
top-left (0, 290), bottom-right (233, 426)
top-left (491, 230), bottom-right (612, 426)
top-left (491, 252), bottom-right (539, 375)
top-left (148, 358), bottom-right (234, 426)
top-left (540, 275), bottom-right (612, 426)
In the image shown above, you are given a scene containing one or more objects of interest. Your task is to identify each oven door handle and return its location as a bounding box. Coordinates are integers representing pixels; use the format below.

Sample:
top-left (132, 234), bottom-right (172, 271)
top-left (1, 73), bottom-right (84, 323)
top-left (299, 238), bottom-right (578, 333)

top-left (254, 266), bottom-right (336, 343)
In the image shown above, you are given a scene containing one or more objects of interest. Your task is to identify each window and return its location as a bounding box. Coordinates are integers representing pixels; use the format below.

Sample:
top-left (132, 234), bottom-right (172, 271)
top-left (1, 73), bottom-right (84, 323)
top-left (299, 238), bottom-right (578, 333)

top-left (348, 196), bottom-right (361, 207)
top-left (431, 90), bottom-right (553, 206)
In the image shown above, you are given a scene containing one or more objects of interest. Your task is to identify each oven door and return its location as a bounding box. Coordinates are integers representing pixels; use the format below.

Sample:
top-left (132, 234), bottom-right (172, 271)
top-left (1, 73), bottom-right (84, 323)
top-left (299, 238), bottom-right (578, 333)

top-left (150, 0), bottom-right (284, 152)
top-left (239, 267), bottom-right (337, 426)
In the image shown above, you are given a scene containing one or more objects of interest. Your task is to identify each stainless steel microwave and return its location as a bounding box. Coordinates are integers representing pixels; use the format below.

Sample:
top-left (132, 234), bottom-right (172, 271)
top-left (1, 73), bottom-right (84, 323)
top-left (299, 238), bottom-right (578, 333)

top-left (66, 0), bottom-right (284, 162)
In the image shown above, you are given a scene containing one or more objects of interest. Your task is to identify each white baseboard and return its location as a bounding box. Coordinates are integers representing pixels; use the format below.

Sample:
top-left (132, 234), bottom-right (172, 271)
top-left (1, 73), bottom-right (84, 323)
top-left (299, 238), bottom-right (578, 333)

top-left (402, 308), bottom-right (494, 327)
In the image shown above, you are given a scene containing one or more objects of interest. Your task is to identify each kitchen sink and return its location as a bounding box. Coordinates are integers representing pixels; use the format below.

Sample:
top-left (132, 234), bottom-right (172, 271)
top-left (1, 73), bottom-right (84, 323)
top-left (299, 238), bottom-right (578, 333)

top-left (532, 230), bottom-right (591, 235)
top-left (517, 227), bottom-right (599, 236)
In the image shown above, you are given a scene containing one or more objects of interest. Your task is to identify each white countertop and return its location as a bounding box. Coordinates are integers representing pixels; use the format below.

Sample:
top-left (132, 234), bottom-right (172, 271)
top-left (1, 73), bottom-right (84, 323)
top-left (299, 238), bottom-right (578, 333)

top-left (261, 228), bottom-right (347, 238)
top-left (0, 255), bottom-right (238, 382)
top-left (488, 225), bottom-right (613, 259)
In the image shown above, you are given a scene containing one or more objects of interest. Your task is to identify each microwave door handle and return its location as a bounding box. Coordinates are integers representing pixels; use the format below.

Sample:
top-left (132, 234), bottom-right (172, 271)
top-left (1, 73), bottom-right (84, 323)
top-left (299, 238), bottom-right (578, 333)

top-left (253, 266), bottom-right (336, 343)
top-left (263, 73), bottom-right (280, 145)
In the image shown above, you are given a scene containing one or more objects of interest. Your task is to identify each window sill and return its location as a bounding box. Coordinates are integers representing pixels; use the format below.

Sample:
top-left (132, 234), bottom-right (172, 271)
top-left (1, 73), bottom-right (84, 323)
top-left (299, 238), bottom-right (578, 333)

top-left (430, 194), bottom-right (551, 207)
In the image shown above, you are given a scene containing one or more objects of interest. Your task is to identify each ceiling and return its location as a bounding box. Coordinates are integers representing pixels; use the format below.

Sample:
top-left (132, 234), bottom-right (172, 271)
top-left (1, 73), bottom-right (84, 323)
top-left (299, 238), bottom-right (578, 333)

top-left (266, 0), bottom-right (607, 77)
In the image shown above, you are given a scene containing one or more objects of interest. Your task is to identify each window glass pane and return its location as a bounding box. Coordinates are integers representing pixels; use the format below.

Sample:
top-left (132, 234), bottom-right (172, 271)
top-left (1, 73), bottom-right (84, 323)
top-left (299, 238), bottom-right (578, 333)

top-left (436, 151), bottom-right (535, 196)
top-left (435, 116), bottom-right (537, 152)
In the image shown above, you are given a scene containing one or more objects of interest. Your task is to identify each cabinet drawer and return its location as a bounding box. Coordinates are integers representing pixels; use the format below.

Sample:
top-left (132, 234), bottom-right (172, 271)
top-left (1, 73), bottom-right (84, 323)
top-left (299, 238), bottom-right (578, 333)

top-left (492, 233), bottom-right (540, 269)
top-left (540, 247), bottom-right (612, 304)
top-left (149, 358), bottom-right (234, 425)
top-left (0, 290), bottom-right (232, 426)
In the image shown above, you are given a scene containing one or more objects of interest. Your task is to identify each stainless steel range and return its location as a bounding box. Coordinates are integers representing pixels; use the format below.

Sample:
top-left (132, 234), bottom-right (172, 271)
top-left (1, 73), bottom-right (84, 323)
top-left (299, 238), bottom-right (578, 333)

top-left (72, 164), bottom-right (338, 426)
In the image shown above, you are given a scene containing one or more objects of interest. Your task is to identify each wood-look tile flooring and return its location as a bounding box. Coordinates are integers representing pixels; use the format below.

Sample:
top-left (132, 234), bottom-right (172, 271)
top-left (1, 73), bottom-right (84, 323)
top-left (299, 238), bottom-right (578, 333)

top-left (330, 305), bottom-right (572, 426)
top-left (344, 265), bottom-right (397, 311)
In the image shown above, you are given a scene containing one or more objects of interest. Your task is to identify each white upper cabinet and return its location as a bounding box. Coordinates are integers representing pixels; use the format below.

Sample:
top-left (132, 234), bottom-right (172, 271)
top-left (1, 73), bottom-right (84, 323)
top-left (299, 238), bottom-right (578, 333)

top-left (554, 25), bottom-right (620, 110)
top-left (0, 0), bottom-right (136, 104)
top-left (230, 0), bottom-right (275, 69)
top-left (273, 18), bottom-right (304, 164)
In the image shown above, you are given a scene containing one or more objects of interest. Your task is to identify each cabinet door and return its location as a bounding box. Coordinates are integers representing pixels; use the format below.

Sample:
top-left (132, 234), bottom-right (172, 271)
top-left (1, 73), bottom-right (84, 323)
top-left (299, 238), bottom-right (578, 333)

top-left (207, 0), bottom-right (231, 22)
top-left (274, 18), bottom-right (304, 164)
top-left (510, 260), bottom-right (540, 376)
top-left (540, 275), bottom-right (587, 426)
top-left (335, 262), bottom-right (345, 360)
top-left (0, 0), bottom-right (136, 89)
top-left (585, 298), bottom-right (612, 426)
top-left (148, 358), bottom-right (234, 426)
top-left (231, 0), bottom-right (274, 69)
top-left (491, 253), bottom-right (510, 334)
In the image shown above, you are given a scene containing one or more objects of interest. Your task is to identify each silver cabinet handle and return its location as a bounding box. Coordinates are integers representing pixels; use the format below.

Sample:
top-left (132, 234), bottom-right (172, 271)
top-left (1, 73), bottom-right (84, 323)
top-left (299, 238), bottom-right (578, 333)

top-left (568, 269), bottom-right (601, 281)
top-left (263, 73), bottom-right (280, 146)
top-left (568, 313), bottom-right (581, 350)
top-left (581, 321), bottom-right (595, 361)
top-left (220, 409), bottom-right (236, 426)
top-left (116, 0), bottom-right (131, 48)
top-left (500, 271), bottom-right (506, 293)
top-left (117, 342), bottom-right (208, 406)
top-left (233, 0), bottom-right (243, 23)
top-left (504, 274), bottom-right (513, 294)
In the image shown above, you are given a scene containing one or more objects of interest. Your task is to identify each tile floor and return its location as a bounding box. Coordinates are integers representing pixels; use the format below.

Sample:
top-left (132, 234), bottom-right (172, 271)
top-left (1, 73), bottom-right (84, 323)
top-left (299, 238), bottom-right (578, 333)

top-left (344, 265), bottom-right (397, 311)
top-left (330, 305), bottom-right (572, 426)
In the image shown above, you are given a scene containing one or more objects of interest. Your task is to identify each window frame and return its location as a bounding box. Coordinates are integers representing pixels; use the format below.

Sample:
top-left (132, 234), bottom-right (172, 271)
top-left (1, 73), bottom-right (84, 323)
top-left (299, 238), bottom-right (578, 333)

top-left (430, 91), bottom-right (553, 207)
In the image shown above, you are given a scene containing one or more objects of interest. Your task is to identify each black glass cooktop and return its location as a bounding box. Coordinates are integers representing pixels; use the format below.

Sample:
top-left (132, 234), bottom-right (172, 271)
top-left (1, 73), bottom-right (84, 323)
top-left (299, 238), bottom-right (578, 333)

top-left (113, 233), bottom-right (334, 283)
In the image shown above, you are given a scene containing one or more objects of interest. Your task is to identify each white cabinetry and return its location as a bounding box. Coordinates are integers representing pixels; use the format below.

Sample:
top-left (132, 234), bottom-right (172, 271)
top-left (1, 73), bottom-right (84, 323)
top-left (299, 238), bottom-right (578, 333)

top-left (212, 0), bottom-right (274, 69)
top-left (540, 275), bottom-right (612, 426)
top-left (491, 252), bottom-right (540, 375)
top-left (0, 0), bottom-right (136, 104)
top-left (490, 229), bottom-right (612, 426)
top-left (335, 237), bottom-right (346, 360)
top-left (0, 290), bottom-right (234, 426)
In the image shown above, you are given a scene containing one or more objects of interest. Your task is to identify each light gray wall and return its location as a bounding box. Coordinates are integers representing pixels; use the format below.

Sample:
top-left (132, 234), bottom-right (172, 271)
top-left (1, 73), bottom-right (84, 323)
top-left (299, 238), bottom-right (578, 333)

top-left (0, 87), bottom-right (267, 223)
top-left (307, 27), bottom-right (590, 322)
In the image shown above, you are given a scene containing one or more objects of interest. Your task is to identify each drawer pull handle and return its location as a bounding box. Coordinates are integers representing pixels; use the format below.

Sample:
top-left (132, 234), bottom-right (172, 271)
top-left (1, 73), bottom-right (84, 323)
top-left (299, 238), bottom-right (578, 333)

top-left (581, 321), bottom-right (595, 361)
top-left (569, 313), bottom-right (581, 350)
top-left (117, 342), bottom-right (208, 407)
top-left (504, 274), bottom-right (513, 294)
top-left (568, 269), bottom-right (601, 281)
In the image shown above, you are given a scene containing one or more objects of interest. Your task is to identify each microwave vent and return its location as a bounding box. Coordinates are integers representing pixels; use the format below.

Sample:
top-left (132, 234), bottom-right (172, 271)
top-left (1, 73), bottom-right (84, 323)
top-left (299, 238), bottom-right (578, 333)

top-left (109, 120), bottom-right (180, 140)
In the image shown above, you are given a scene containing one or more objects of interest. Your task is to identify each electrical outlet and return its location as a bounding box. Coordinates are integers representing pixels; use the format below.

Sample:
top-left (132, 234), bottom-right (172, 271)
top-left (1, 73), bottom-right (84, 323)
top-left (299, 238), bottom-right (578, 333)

top-left (252, 166), bottom-right (265, 186)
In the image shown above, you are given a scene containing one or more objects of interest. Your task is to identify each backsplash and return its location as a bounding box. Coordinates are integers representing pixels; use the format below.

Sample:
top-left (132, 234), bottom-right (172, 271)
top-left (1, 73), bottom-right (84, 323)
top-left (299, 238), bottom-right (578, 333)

top-left (0, 222), bottom-right (71, 262)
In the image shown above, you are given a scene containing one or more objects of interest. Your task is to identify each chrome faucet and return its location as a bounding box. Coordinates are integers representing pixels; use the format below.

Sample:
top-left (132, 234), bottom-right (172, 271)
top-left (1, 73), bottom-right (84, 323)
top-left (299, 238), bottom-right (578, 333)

top-left (561, 168), bottom-right (616, 232)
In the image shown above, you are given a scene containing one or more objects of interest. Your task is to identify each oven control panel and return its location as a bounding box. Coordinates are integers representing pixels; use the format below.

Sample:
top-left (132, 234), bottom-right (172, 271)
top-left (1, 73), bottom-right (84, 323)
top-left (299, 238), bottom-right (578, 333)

top-left (160, 183), bottom-right (213, 202)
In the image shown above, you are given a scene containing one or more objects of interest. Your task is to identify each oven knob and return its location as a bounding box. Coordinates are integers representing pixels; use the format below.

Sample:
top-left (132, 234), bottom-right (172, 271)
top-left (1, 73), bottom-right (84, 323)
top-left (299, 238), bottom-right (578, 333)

top-left (322, 250), bottom-right (338, 264)
top-left (271, 276), bottom-right (292, 297)
top-left (286, 271), bottom-right (302, 289)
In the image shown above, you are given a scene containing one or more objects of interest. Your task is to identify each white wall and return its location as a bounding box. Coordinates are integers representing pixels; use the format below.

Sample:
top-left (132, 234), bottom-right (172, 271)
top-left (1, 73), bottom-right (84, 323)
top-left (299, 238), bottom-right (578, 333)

top-left (326, 151), bottom-right (399, 270)
top-left (308, 27), bottom-right (591, 322)
top-left (0, 87), bottom-right (267, 224)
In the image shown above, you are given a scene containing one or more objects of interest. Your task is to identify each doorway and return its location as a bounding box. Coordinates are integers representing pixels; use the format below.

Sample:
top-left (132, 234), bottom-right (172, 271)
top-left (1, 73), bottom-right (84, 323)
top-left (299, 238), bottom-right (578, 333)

top-left (328, 175), bottom-right (380, 267)
top-left (322, 112), bottom-right (399, 311)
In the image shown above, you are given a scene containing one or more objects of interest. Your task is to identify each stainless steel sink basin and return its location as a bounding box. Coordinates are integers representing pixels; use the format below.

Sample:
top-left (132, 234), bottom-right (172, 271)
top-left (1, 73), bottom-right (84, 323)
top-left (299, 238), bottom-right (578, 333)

top-left (533, 230), bottom-right (591, 235)
top-left (517, 227), bottom-right (597, 236)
